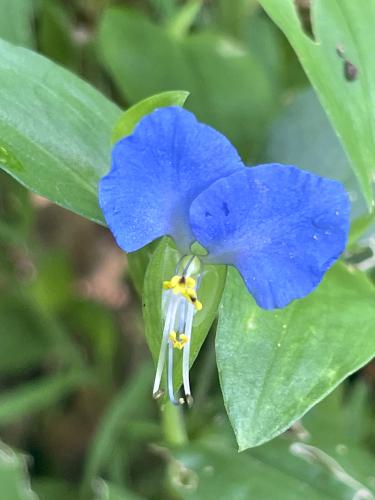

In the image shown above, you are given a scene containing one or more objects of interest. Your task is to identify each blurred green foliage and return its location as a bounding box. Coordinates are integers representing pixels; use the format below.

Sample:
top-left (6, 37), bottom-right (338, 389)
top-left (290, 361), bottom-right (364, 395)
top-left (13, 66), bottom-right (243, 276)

top-left (0, 1), bottom-right (374, 499)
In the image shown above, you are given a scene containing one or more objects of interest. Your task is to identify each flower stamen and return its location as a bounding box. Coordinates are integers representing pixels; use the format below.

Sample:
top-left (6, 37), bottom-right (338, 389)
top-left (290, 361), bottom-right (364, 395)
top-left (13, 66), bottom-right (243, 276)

top-left (152, 293), bottom-right (180, 399)
top-left (169, 331), bottom-right (189, 350)
top-left (153, 256), bottom-right (203, 406)
top-left (163, 275), bottom-right (203, 311)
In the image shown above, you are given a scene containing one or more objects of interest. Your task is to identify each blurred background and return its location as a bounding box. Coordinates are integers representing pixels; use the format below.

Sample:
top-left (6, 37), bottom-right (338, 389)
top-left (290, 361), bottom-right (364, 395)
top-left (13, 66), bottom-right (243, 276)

top-left (1, 0), bottom-right (375, 499)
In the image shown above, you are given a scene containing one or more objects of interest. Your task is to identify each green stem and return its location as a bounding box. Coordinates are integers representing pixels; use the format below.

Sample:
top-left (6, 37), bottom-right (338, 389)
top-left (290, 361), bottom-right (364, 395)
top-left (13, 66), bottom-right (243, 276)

top-left (161, 401), bottom-right (188, 446)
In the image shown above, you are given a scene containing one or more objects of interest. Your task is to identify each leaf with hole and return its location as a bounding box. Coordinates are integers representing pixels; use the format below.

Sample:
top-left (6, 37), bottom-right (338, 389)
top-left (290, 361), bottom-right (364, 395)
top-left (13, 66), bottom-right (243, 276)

top-left (259, 0), bottom-right (375, 207)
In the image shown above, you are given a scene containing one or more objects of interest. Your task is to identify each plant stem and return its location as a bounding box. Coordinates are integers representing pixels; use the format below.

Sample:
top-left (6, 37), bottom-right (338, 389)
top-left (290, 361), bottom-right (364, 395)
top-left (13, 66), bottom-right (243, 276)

top-left (161, 401), bottom-right (188, 446)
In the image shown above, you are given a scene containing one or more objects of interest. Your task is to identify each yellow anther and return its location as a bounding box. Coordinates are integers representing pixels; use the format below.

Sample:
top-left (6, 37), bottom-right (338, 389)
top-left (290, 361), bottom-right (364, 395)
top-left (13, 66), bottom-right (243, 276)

top-left (193, 299), bottom-right (203, 311)
top-left (163, 275), bottom-right (196, 295)
top-left (184, 288), bottom-right (203, 311)
top-left (163, 275), bottom-right (180, 289)
top-left (169, 331), bottom-right (189, 350)
top-left (163, 274), bottom-right (202, 311)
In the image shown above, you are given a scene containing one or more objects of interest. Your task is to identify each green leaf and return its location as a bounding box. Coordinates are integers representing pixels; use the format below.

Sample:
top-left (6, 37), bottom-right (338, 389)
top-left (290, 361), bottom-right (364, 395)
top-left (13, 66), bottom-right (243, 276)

top-left (33, 479), bottom-right (79, 500)
top-left (112, 90), bottom-right (189, 143)
top-left (82, 363), bottom-right (153, 496)
top-left (171, 440), bottom-right (369, 500)
top-left (38, 0), bottom-right (77, 69)
top-left (166, 0), bottom-right (202, 40)
top-left (297, 385), bottom-right (375, 493)
top-left (0, 294), bottom-right (53, 374)
top-left (0, 38), bottom-right (121, 224)
top-left (182, 32), bottom-right (274, 159)
top-left (98, 9), bottom-right (193, 105)
top-left (171, 384), bottom-right (375, 499)
top-left (0, 442), bottom-right (37, 500)
top-left (143, 238), bottom-right (226, 394)
top-left (0, 371), bottom-right (90, 425)
top-left (0, 0), bottom-right (35, 48)
top-left (250, 438), bottom-right (374, 499)
top-left (214, 0), bottom-right (258, 38)
top-left (97, 7), bottom-right (275, 159)
top-left (349, 211), bottom-right (375, 246)
top-left (93, 480), bottom-right (144, 500)
top-left (216, 264), bottom-right (375, 449)
top-left (66, 300), bottom-right (118, 386)
top-left (0, 172), bottom-right (32, 245)
top-left (172, 444), bottom-right (322, 500)
top-left (258, 0), bottom-right (375, 208)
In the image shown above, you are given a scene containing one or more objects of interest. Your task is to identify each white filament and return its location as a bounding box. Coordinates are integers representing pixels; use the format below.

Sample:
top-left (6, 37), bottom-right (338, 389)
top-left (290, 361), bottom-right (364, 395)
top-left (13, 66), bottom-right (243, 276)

top-left (168, 297), bottom-right (187, 404)
top-left (153, 257), bottom-right (201, 404)
top-left (182, 302), bottom-right (195, 397)
top-left (152, 292), bottom-right (179, 395)
top-left (167, 342), bottom-right (178, 404)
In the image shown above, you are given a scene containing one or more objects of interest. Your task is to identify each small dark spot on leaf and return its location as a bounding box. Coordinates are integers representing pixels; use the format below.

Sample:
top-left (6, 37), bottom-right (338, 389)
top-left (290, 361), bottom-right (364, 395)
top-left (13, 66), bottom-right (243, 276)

top-left (336, 45), bottom-right (358, 81)
top-left (344, 60), bottom-right (358, 81)
top-left (221, 202), bottom-right (230, 216)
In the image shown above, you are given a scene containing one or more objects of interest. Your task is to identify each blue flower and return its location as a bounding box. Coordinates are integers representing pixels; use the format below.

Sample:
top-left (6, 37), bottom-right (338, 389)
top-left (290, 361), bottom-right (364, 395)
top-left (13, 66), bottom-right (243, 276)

top-left (99, 106), bottom-right (350, 404)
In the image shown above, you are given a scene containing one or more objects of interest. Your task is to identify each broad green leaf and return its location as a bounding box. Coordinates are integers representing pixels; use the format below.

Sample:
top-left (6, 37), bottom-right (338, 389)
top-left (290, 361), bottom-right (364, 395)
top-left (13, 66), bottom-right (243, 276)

top-left (0, 0), bottom-right (35, 48)
top-left (216, 264), bottom-right (375, 449)
top-left (143, 238), bottom-right (226, 394)
top-left (258, 0), bottom-right (375, 208)
top-left (242, 12), bottom-right (287, 90)
top-left (0, 370), bottom-right (90, 425)
top-left (297, 385), bottom-right (375, 492)
top-left (250, 439), bottom-right (374, 500)
top-left (0, 38), bottom-right (121, 224)
top-left (97, 8), bottom-right (275, 159)
top-left (38, 0), bottom-right (77, 69)
top-left (249, 385), bottom-right (375, 498)
top-left (0, 442), bottom-right (37, 500)
top-left (172, 444), bottom-right (322, 500)
top-left (112, 90), bottom-right (189, 144)
top-left (170, 383), bottom-right (375, 499)
top-left (171, 440), bottom-right (370, 500)
top-left (183, 32), bottom-right (274, 159)
top-left (98, 9), bottom-right (193, 104)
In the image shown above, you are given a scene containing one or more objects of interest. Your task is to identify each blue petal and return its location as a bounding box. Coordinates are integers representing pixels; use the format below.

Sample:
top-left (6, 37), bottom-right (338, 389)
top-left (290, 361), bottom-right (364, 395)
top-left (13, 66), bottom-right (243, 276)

top-left (190, 164), bottom-right (350, 309)
top-left (99, 106), bottom-right (243, 253)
